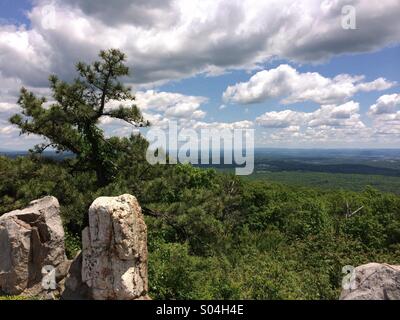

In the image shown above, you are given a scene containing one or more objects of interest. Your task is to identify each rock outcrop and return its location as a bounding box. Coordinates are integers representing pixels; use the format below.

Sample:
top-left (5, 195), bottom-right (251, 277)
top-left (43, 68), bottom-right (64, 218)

top-left (340, 263), bottom-right (400, 300)
top-left (81, 194), bottom-right (148, 300)
top-left (0, 194), bottom-right (149, 300)
top-left (0, 196), bottom-right (66, 295)
top-left (61, 252), bottom-right (89, 300)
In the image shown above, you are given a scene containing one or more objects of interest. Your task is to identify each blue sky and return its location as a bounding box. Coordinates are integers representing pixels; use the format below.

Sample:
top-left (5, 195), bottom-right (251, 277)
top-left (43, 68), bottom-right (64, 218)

top-left (160, 46), bottom-right (400, 125)
top-left (0, 0), bottom-right (31, 25)
top-left (0, 0), bottom-right (400, 149)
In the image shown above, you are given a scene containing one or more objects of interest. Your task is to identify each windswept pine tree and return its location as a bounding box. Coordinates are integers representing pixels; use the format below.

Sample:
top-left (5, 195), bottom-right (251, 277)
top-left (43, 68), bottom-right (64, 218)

top-left (10, 49), bottom-right (149, 185)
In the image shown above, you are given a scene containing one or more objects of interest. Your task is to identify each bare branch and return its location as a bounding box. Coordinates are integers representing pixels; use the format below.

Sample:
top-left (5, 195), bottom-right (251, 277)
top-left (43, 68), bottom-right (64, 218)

top-left (348, 206), bottom-right (364, 218)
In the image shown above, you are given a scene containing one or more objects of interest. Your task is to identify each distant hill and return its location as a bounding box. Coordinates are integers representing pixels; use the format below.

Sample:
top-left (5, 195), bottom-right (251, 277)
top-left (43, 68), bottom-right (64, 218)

top-left (0, 151), bottom-right (73, 160)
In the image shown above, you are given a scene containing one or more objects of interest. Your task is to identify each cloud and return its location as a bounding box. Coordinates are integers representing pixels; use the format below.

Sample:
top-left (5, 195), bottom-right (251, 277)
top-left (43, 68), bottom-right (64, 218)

top-left (64, 0), bottom-right (177, 28)
top-left (105, 90), bottom-right (208, 119)
top-left (0, 74), bottom-right (25, 103)
top-left (256, 101), bottom-right (363, 128)
top-left (0, 119), bottom-right (44, 150)
top-left (308, 101), bottom-right (364, 128)
top-left (135, 90), bottom-right (207, 119)
top-left (193, 120), bottom-right (253, 130)
top-left (0, 123), bottom-right (18, 135)
top-left (103, 90), bottom-right (208, 121)
top-left (256, 109), bottom-right (309, 128)
top-left (0, 0), bottom-right (399, 90)
top-left (368, 93), bottom-right (400, 136)
top-left (0, 24), bottom-right (52, 87)
top-left (266, 124), bottom-right (372, 144)
top-left (256, 101), bottom-right (368, 143)
top-left (165, 106), bottom-right (205, 120)
top-left (135, 90), bottom-right (208, 127)
top-left (223, 64), bottom-right (395, 105)
top-left (356, 78), bottom-right (395, 92)
top-left (99, 90), bottom-right (209, 136)
top-left (368, 93), bottom-right (400, 115)
top-left (0, 102), bottom-right (19, 114)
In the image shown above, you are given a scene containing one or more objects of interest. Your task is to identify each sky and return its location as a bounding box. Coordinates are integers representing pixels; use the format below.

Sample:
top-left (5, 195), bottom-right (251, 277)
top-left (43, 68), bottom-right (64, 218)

top-left (0, 0), bottom-right (400, 150)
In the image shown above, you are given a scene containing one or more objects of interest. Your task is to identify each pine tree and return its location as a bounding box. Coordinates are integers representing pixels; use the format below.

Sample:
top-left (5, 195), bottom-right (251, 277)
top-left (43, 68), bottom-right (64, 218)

top-left (10, 49), bottom-right (149, 185)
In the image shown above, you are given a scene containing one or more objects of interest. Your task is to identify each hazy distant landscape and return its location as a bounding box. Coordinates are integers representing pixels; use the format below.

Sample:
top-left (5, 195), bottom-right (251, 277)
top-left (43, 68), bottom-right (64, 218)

top-left (248, 149), bottom-right (400, 193)
top-left (3, 148), bottom-right (400, 194)
top-left (194, 149), bottom-right (400, 194)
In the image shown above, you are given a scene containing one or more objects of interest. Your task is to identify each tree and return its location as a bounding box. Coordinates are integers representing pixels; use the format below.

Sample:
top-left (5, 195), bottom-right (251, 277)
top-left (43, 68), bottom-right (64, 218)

top-left (10, 49), bottom-right (149, 185)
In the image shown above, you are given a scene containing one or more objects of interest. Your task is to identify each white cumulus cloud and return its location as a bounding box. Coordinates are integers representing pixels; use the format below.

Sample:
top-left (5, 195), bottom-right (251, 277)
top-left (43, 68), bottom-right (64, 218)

top-left (256, 101), bottom-right (368, 143)
top-left (369, 93), bottom-right (400, 115)
top-left (223, 65), bottom-right (395, 105)
top-left (368, 93), bottom-right (400, 137)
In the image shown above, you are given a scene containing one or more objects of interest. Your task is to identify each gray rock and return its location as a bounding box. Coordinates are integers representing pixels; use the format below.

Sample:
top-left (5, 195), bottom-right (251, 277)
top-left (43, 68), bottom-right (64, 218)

top-left (0, 217), bottom-right (32, 294)
top-left (340, 263), bottom-right (400, 300)
top-left (61, 252), bottom-right (90, 300)
top-left (0, 196), bottom-right (66, 295)
top-left (82, 194), bottom-right (148, 300)
top-left (56, 260), bottom-right (72, 282)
